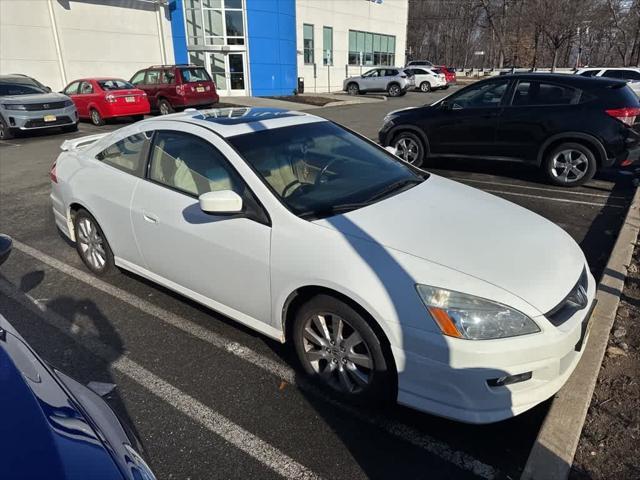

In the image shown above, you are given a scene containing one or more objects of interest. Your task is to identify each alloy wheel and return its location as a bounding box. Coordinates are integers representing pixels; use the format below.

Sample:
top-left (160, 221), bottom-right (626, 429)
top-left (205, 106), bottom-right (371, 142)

top-left (420, 82), bottom-right (431, 92)
top-left (394, 137), bottom-right (420, 164)
top-left (0, 122), bottom-right (5, 140)
top-left (348, 84), bottom-right (359, 95)
top-left (302, 313), bottom-right (373, 394)
top-left (159, 102), bottom-right (170, 115)
top-left (551, 149), bottom-right (589, 183)
top-left (91, 110), bottom-right (101, 125)
top-left (76, 217), bottom-right (107, 270)
top-left (389, 85), bottom-right (400, 97)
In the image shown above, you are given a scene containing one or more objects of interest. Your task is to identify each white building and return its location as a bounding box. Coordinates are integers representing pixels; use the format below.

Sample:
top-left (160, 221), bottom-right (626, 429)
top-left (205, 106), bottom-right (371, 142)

top-left (0, 0), bottom-right (408, 96)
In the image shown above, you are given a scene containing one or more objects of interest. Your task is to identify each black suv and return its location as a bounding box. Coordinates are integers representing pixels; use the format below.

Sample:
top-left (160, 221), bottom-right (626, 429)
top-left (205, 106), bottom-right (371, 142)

top-left (379, 74), bottom-right (640, 186)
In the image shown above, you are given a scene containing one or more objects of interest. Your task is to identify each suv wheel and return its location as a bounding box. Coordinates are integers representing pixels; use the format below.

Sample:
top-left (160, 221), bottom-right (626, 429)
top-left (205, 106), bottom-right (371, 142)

top-left (347, 83), bottom-right (360, 96)
top-left (420, 81), bottom-right (432, 92)
top-left (90, 109), bottom-right (105, 126)
top-left (544, 142), bottom-right (596, 187)
top-left (158, 99), bottom-right (174, 115)
top-left (293, 294), bottom-right (394, 405)
top-left (0, 117), bottom-right (14, 140)
top-left (393, 131), bottom-right (425, 167)
top-left (387, 83), bottom-right (402, 97)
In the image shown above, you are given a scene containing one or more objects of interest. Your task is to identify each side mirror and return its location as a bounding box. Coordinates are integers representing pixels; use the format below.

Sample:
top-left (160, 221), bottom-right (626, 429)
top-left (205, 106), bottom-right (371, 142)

top-left (0, 235), bottom-right (13, 266)
top-left (45, 86), bottom-right (52, 93)
top-left (199, 190), bottom-right (243, 215)
top-left (384, 145), bottom-right (398, 156)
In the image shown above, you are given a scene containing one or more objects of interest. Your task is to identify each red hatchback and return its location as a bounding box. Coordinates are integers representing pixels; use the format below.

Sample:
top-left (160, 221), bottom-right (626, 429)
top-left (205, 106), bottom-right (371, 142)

top-left (62, 78), bottom-right (150, 126)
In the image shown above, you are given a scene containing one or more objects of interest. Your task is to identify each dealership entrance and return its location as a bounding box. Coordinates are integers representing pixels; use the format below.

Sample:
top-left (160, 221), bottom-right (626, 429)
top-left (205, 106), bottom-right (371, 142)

top-left (205, 51), bottom-right (247, 96)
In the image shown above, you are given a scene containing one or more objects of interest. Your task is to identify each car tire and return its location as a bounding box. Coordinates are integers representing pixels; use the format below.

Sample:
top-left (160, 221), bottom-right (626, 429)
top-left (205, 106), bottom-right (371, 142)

top-left (62, 123), bottom-right (79, 133)
top-left (0, 117), bottom-right (14, 140)
top-left (543, 142), bottom-right (597, 187)
top-left (420, 81), bottom-right (432, 92)
top-left (387, 83), bottom-right (402, 97)
top-left (90, 109), bottom-right (105, 126)
top-left (73, 209), bottom-right (114, 275)
top-left (292, 294), bottom-right (394, 405)
top-left (347, 83), bottom-right (360, 96)
top-left (158, 99), bottom-right (174, 115)
top-left (392, 131), bottom-right (426, 167)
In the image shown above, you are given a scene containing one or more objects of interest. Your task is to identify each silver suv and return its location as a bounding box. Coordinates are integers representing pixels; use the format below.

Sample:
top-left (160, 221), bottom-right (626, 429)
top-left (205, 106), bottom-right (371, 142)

top-left (343, 68), bottom-right (415, 97)
top-left (0, 74), bottom-right (78, 140)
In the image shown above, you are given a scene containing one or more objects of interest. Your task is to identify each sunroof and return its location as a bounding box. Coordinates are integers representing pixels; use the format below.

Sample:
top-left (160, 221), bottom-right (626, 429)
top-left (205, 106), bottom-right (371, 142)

top-left (193, 107), bottom-right (302, 125)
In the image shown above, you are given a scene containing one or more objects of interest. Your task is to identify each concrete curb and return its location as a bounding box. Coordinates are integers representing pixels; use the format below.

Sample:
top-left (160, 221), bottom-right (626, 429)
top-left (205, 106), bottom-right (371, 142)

top-left (521, 185), bottom-right (640, 480)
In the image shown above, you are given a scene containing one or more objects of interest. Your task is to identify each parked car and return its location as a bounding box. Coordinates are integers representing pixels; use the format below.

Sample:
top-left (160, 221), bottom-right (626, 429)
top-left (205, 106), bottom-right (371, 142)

top-left (343, 68), bottom-right (414, 97)
top-left (62, 78), bottom-right (150, 126)
top-left (434, 65), bottom-right (457, 86)
top-left (576, 67), bottom-right (640, 96)
top-left (404, 67), bottom-right (446, 92)
top-left (51, 107), bottom-right (596, 424)
top-left (0, 74), bottom-right (78, 140)
top-left (130, 64), bottom-right (219, 115)
top-left (379, 73), bottom-right (640, 186)
top-left (0, 234), bottom-right (156, 479)
top-left (405, 60), bottom-right (434, 67)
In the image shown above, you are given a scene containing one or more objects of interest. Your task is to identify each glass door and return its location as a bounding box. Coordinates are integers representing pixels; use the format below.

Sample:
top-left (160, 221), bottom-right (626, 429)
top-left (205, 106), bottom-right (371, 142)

top-left (207, 51), bottom-right (247, 96)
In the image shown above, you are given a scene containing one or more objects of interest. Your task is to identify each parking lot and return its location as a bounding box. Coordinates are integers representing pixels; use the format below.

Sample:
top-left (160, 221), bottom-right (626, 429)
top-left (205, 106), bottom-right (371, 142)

top-left (0, 89), bottom-right (636, 480)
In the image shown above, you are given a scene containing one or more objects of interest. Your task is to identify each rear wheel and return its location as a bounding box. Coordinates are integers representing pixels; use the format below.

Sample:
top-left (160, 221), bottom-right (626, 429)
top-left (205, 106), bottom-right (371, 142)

top-left (90, 109), bottom-right (105, 126)
top-left (392, 131), bottom-right (426, 167)
top-left (387, 83), bottom-right (402, 97)
top-left (420, 81), bottom-right (432, 92)
top-left (347, 83), bottom-right (360, 96)
top-left (543, 142), bottom-right (596, 187)
top-left (158, 99), bottom-right (174, 115)
top-left (293, 294), bottom-right (394, 405)
top-left (0, 117), bottom-right (14, 140)
top-left (73, 209), bottom-right (114, 275)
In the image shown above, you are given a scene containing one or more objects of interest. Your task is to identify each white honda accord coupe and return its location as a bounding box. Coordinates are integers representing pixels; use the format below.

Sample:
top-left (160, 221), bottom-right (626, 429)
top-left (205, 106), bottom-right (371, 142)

top-left (50, 107), bottom-right (596, 423)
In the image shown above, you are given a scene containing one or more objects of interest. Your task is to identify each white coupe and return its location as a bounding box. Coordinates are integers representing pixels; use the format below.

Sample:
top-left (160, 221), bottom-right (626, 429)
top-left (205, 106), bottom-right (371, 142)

top-left (50, 107), bottom-right (596, 423)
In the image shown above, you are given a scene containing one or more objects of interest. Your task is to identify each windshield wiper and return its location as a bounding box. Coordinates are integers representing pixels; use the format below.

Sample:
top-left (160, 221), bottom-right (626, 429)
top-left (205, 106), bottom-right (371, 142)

top-left (298, 202), bottom-right (372, 220)
top-left (367, 178), bottom-right (423, 202)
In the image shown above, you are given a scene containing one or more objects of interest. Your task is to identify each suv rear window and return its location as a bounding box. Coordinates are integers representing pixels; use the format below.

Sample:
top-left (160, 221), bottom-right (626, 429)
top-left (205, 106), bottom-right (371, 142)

top-left (180, 68), bottom-right (211, 83)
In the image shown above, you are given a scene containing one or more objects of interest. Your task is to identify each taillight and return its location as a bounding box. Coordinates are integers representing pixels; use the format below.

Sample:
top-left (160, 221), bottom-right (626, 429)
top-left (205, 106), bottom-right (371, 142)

top-left (105, 94), bottom-right (116, 103)
top-left (606, 107), bottom-right (640, 126)
top-left (176, 84), bottom-right (185, 96)
top-left (49, 160), bottom-right (57, 183)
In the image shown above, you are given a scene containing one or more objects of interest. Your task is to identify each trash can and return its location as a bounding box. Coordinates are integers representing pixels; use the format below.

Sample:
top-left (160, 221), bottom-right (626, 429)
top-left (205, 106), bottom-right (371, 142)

top-left (297, 77), bottom-right (305, 94)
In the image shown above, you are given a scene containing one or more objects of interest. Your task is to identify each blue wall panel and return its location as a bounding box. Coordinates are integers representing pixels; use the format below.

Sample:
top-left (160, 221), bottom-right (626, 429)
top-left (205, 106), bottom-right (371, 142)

top-left (246, 0), bottom-right (297, 96)
top-left (168, 0), bottom-right (189, 64)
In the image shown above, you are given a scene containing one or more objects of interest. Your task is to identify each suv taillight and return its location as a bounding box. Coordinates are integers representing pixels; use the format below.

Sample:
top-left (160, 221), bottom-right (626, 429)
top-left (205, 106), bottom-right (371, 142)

top-left (176, 84), bottom-right (186, 96)
top-left (606, 107), bottom-right (640, 126)
top-left (49, 160), bottom-right (57, 183)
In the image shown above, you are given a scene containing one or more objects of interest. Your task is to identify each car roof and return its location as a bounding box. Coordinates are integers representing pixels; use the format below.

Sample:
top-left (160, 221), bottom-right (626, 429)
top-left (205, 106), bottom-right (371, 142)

top-left (142, 107), bottom-right (328, 138)
top-left (578, 67), bottom-right (640, 71)
top-left (490, 72), bottom-right (627, 87)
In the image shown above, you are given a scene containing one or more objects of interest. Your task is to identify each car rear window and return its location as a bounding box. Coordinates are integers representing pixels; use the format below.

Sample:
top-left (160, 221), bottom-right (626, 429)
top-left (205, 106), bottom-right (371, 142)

top-left (97, 79), bottom-right (134, 91)
top-left (180, 68), bottom-right (212, 83)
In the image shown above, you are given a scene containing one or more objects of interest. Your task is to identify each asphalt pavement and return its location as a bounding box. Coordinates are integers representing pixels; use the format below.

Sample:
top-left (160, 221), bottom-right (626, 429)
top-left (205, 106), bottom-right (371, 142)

top-left (0, 89), bottom-right (636, 480)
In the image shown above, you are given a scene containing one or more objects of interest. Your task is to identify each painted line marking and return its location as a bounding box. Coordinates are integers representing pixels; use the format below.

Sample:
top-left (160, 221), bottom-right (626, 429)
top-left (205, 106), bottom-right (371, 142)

top-left (482, 189), bottom-right (626, 208)
top-left (448, 177), bottom-right (628, 200)
top-left (0, 278), bottom-right (322, 480)
top-left (10, 239), bottom-right (497, 480)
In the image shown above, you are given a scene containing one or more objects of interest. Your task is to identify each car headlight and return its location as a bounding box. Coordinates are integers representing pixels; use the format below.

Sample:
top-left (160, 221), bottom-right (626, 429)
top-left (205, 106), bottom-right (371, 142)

top-left (3, 104), bottom-right (27, 111)
top-left (64, 99), bottom-right (74, 107)
top-left (416, 284), bottom-right (540, 340)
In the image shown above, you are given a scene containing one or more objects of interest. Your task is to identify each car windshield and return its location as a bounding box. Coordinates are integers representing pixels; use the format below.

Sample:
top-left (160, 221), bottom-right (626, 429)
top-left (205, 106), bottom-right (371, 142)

top-left (0, 82), bottom-right (47, 96)
top-left (98, 79), bottom-right (134, 90)
top-left (180, 67), bottom-right (211, 83)
top-left (229, 122), bottom-right (426, 219)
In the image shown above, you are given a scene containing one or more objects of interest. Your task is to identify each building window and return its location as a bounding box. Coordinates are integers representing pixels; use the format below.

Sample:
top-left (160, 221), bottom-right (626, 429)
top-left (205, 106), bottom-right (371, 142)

top-left (323, 26), bottom-right (333, 66)
top-left (348, 30), bottom-right (396, 66)
top-left (303, 24), bottom-right (314, 65)
top-left (184, 0), bottom-right (245, 48)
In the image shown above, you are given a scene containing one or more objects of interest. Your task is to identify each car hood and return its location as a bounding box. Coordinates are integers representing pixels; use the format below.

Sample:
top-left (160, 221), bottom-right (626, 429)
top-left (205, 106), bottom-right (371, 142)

top-left (1, 92), bottom-right (69, 104)
top-left (314, 175), bottom-right (585, 314)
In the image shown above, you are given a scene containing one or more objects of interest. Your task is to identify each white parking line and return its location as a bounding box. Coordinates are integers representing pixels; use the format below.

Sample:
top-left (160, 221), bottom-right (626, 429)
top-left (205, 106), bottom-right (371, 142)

top-left (0, 278), bottom-right (322, 480)
top-left (482, 188), bottom-right (626, 208)
top-left (449, 177), bottom-right (628, 199)
top-left (11, 239), bottom-right (497, 480)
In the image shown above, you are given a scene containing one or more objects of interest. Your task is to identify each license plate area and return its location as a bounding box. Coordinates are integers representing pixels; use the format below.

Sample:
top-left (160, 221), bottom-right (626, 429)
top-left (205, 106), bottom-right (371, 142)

top-left (196, 86), bottom-right (205, 93)
top-left (125, 96), bottom-right (135, 103)
top-left (43, 115), bottom-right (57, 122)
top-left (575, 299), bottom-right (597, 351)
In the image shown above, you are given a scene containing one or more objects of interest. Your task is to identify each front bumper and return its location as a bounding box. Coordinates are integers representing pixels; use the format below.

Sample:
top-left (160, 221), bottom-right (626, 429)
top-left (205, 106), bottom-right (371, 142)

top-left (393, 270), bottom-right (597, 424)
top-left (3, 105), bottom-right (78, 131)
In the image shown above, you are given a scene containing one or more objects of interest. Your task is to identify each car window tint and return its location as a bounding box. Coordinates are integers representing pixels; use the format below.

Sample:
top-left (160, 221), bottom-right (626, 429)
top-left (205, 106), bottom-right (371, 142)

top-left (149, 131), bottom-right (242, 197)
top-left (512, 81), bottom-right (580, 106)
top-left (579, 70), bottom-right (600, 77)
top-left (79, 81), bottom-right (94, 94)
top-left (362, 69), bottom-right (379, 77)
top-left (385, 69), bottom-right (398, 76)
top-left (161, 70), bottom-right (176, 84)
top-left (130, 71), bottom-right (146, 85)
top-left (64, 82), bottom-right (80, 95)
top-left (604, 69), bottom-right (640, 80)
top-left (98, 79), bottom-right (134, 91)
top-left (145, 70), bottom-right (161, 84)
top-left (414, 69), bottom-right (428, 75)
top-left (96, 133), bottom-right (150, 175)
top-left (180, 67), bottom-right (211, 83)
top-left (449, 80), bottom-right (509, 108)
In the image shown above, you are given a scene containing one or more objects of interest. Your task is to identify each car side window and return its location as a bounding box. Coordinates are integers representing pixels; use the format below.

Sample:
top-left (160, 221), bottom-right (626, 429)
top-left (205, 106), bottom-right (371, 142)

top-left (511, 81), bottom-right (581, 106)
top-left (96, 133), bottom-right (151, 176)
top-left (385, 69), bottom-right (399, 76)
top-left (130, 71), bottom-right (146, 85)
top-left (79, 81), bottom-right (94, 94)
top-left (604, 69), bottom-right (640, 80)
top-left (161, 70), bottom-right (176, 84)
top-left (145, 70), bottom-right (160, 84)
top-left (448, 80), bottom-right (509, 109)
top-left (579, 70), bottom-right (600, 77)
top-left (148, 131), bottom-right (243, 197)
top-left (64, 82), bottom-right (80, 95)
top-left (362, 69), bottom-right (379, 78)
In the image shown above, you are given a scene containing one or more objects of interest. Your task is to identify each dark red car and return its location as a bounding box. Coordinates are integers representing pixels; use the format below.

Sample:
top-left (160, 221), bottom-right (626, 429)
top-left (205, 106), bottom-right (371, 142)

top-left (129, 64), bottom-right (219, 115)
top-left (63, 78), bottom-right (150, 126)
top-left (434, 66), bottom-right (457, 86)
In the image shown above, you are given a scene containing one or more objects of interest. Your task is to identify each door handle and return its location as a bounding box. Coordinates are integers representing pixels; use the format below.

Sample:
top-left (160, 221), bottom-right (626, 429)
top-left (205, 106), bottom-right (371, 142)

top-left (143, 212), bottom-right (158, 224)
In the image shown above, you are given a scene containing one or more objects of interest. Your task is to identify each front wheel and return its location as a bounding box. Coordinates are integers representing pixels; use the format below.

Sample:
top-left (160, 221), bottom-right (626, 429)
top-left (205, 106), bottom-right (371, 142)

top-left (0, 117), bottom-right (14, 140)
top-left (347, 83), bottom-right (360, 96)
top-left (73, 209), bottom-right (114, 275)
top-left (420, 81), bottom-right (432, 92)
top-left (543, 142), bottom-right (596, 187)
top-left (392, 131), bottom-right (426, 167)
top-left (293, 294), bottom-right (394, 404)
